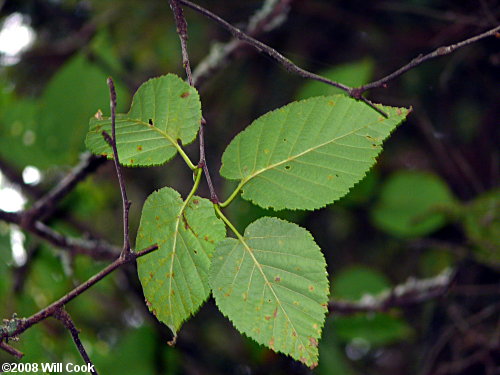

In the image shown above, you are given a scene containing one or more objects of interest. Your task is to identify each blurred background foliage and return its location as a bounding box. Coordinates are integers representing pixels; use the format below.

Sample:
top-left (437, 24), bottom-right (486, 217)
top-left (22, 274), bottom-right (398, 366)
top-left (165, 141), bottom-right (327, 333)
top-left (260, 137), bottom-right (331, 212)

top-left (0, 0), bottom-right (499, 374)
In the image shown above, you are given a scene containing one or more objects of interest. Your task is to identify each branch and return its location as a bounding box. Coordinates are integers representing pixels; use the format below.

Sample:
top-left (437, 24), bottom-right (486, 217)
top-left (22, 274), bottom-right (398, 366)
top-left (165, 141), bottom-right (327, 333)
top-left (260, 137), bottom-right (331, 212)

top-left (169, 0), bottom-right (220, 203)
top-left (328, 269), bottom-right (454, 314)
top-left (102, 77), bottom-right (131, 258)
top-left (179, 0), bottom-right (351, 94)
top-left (0, 244), bottom-right (157, 342)
top-left (0, 341), bottom-right (23, 359)
top-left (24, 153), bottom-right (105, 223)
top-left (0, 209), bottom-right (119, 260)
top-left (53, 309), bottom-right (98, 375)
top-left (0, 157), bottom-right (43, 199)
top-left (353, 25), bottom-right (500, 94)
top-left (169, 0), bottom-right (193, 86)
top-left (178, 0), bottom-right (386, 115)
top-left (181, 1), bottom-right (499, 116)
top-left (191, 0), bottom-right (291, 87)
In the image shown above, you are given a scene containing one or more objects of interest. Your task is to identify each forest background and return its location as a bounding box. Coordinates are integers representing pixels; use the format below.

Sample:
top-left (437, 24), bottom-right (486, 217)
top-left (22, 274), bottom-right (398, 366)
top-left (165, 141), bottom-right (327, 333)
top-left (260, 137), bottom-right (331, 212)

top-left (0, 0), bottom-right (499, 374)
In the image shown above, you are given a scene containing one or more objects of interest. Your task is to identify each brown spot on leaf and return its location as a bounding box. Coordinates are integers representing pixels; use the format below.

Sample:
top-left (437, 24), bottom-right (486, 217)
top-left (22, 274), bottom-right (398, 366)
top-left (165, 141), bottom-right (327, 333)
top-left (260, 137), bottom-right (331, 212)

top-left (129, 159), bottom-right (134, 164)
top-left (275, 276), bottom-right (281, 282)
top-left (180, 92), bottom-right (190, 98)
top-left (145, 299), bottom-right (152, 308)
top-left (137, 145), bottom-right (143, 151)
top-left (269, 337), bottom-right (275, 348)
top-left (264, 315), bottom-right (271, 321)
top-left (155, 216), bottom-right (160, 221)
top-left (273, 307), bottom-right (278, 318)
top-left (308, 285), bottom-right (315, 291)
top-left (309, 337), bottom-right (318, 347)
top-left (328, 100), bottom-right (335, 106)
top-left (192, 199), bottom-right (199, 204)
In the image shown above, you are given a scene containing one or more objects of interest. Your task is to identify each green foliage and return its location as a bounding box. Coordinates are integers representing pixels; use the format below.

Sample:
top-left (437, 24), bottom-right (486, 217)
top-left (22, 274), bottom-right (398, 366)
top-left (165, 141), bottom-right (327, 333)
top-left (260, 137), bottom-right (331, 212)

top-left (135, 187), bottom-right (226, 335)
top-left (371, 171), bottom-right (456, 237)
top-left (1, 54), bottom-right (128, 169)
top-left (86, 74), bottom-right (200, 167)
top-left (220, 95), bottom-right (409, 210)
top-left (82, 72), bottom-right (409, 368)
top-left (210, 217), bottom-right (329, 367)
top-left (460, 189), bottom-right (499, 265)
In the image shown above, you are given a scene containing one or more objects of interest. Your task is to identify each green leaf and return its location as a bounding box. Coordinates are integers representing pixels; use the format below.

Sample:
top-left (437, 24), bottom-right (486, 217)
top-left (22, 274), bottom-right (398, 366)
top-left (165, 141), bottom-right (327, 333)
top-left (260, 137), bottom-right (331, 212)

top-left (296, 59), bottom-right (374, 100)
top-left (85, 74), bottom-right (201, 167)
top-left (461, 189), bottom-right (499, 265)
top-left (371, 171), bottom-right (456, 238)
top-left (136, 187), bottom-right (226, 335)
top-left (210, 217), bottom-right (329, 368)
top-left (220, 95), bottom-right (409, 210)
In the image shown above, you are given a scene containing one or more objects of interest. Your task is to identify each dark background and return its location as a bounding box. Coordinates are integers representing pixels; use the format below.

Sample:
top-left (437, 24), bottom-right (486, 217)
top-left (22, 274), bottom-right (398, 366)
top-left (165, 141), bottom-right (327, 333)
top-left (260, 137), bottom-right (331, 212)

top-left (0, 1), bottom-right (499, 374)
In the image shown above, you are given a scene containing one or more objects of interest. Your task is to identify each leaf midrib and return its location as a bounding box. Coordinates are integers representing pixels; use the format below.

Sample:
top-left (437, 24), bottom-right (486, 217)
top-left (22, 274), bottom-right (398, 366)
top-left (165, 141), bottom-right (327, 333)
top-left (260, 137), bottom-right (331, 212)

top-left (236, 234), bottom-right (311, 360)
top-left (241, 115), bottom-right (387, 185)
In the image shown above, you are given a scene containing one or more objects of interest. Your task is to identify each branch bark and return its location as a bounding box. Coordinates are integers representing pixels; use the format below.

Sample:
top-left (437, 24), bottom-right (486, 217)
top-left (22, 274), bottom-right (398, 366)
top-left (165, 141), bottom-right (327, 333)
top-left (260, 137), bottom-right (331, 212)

top-left (328, 269), bottom-right (454, 314)
top-left (0, 244), bottom-right (157, 344)
top-left (53, 308), bottom-right (98, 375)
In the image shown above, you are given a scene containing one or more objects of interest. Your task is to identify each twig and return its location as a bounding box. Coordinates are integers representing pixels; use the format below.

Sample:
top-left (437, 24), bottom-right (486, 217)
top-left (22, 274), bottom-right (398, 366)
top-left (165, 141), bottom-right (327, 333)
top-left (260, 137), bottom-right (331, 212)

top-left (169, 1), bottom-right (220, 203)
top-left (192, 0), bottom-right (291, 87)
top-left (178, 0), bottom-right (389, 116)
top-left (181, 1), bottom-right (499, 116)
top-left (53, 308), bottom-right (98, 375)
top-left (102, 77), bottom-right (131, 258)
top-left (354, 25), bottom-right (500, 94)
top-left (169, 0), bottom-right (193, 86)
top-left (198, 118), bottom-right (218, 203)
top-left (0, 244), bottom-right (157, 342)
top-left (0, 209), bottom-right (119, 260)
top-left (0, 341), bottom-right (24, 358)
top-left (0, 157), bottom-right (43, 199)
top-left (328, 269), bottom-right (454, 314)
top-left (179, 0), bottom-right (351, 94)
top-left (24, 153), bottom-right (105, 224)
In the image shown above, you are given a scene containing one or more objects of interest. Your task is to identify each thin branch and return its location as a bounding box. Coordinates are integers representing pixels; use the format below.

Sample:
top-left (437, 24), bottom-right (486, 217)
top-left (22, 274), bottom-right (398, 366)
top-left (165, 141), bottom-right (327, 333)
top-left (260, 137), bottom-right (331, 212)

top-left (0, 244), bottom-right (157, 342)
top-left (178, 0), bottom-right (387, 116)
top-left (0, 157), bottom-right (43, 199)
top-left (0, 209), bottom-right (119, 260)
top-left (181, 1), bottom-right (499, 117)
top-left (24, 153), bottom-right (105, 223)
top-left (192, 0), bottom-right (291, 87)
top-left (169, 1), bottom-right (220, 203)
top-left (179, 0), bottom-right (350, 94)
top-left (354, 25), bottom-right (500, 94)
top-left (102, 77), bottom-right (131, 258)
top-left (329, 269), bottom-right (454, 314)
top-left (170, 0), bottom-right (193, 86)
top-left (198, 118), bottom-right (218, 203)
top-left (0, 341), bottom-right (24, 358)
top-left (53, 308), bottom-right (98, 375)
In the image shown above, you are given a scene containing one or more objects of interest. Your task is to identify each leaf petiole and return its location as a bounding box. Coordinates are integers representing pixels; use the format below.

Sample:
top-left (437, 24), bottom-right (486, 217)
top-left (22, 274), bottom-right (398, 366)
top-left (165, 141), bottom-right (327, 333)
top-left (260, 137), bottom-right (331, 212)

top-left (218, 179), bottom-right (247, 208)
top-left (213, 204), bottom-right (244, 241)
top-left (172, 139), bottom-right (197, 171)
